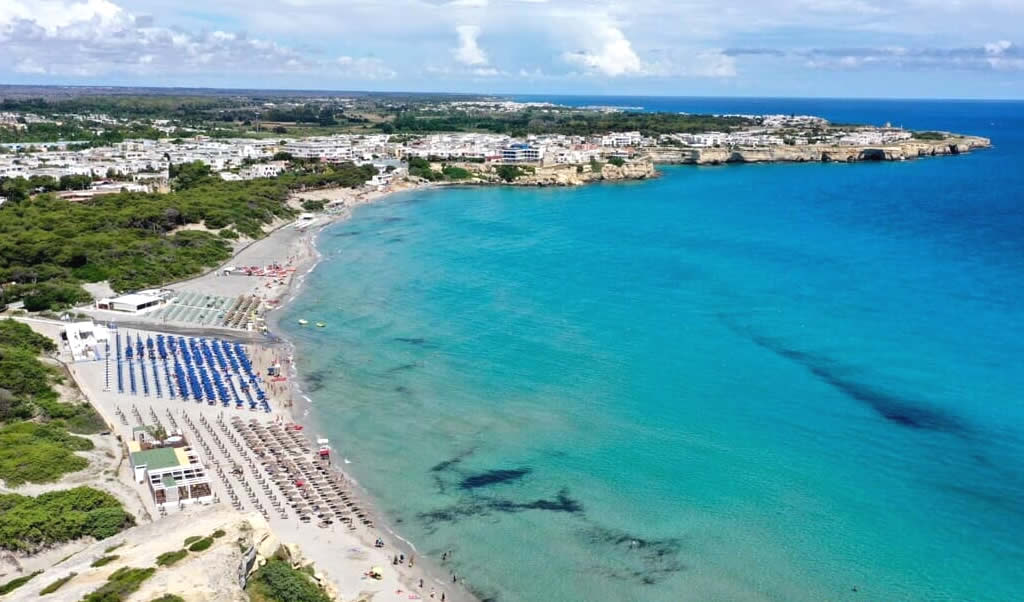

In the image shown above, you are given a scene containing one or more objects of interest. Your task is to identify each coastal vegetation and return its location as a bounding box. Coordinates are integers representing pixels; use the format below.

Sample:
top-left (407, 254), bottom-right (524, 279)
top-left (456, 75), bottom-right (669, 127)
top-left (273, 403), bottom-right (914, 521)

top-left (0, 422), bottom-right (91, 485)
top-left (0, 121), bottom-right (167, 146)
top-left (245, 558), bottom-right (331, 602)
top-left (91, 554), bottom-right (120, 567)
top-left (0, 486), bottom-right (135, 552)
top-left (186, 536), bottom-right (214, 552)
top-left (0, 318), bottom-right (104, 451)
top-left (0, 161), bottom-right (376, 312)
top-left (81, 566), bottom-right (156, 602)
top-left (39, 572), bottom-right (77, 595)
top-left (150, 595), bottom-right (186, 602)
top-left (406, 157), bottom-right (476, 182)
top-left (155, 549), bottom-right (189, 566)
top-left (0, 570), bottom-right (42, 595)
top-left (496, 164), bottom-right (529, 182)
top-left (380, 110), bottom-right (756, 137)
top-left (912, 131), bottom-right (947, 140)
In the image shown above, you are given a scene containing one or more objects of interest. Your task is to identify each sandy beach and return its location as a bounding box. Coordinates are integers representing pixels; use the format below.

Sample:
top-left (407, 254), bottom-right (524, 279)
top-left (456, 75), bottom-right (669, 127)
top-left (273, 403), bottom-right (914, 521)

top-left (23, 178), bottom-right (478, 602)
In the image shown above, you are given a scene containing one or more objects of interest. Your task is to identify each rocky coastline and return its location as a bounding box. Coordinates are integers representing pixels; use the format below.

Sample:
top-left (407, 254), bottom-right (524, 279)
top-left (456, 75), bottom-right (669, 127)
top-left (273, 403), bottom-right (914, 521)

top-left (647, 135), bottom-right (991, 165)
top-left (453, 158), bottom-right (658, 187)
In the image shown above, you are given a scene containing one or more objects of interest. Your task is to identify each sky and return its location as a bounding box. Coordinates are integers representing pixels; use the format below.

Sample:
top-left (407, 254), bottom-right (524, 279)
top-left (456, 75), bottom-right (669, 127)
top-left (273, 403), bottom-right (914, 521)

top-left (1, 0), bottom-right (1023, 99)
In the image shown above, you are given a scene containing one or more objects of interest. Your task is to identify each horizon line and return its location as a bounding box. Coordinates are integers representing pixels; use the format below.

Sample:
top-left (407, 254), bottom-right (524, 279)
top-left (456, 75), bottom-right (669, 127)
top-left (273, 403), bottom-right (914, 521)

top-left (1, 83), bottom-right (1021, 103)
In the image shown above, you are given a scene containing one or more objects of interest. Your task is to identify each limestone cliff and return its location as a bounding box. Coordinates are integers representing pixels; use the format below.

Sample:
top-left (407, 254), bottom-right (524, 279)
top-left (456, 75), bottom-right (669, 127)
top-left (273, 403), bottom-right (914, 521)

top-left (648, 135), bottom-right (991, 165)
top-left (457, 159), bottom-right (657, 186)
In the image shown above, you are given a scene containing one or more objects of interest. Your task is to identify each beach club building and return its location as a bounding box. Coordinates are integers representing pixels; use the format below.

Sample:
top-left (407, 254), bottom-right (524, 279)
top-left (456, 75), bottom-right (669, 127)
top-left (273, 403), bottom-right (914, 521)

top-left (61, 321), bottom-right (110, 361)
top-left (95, 291), bottom-right (168, 314)
top-left (129, 437), bottom-right (213, 507)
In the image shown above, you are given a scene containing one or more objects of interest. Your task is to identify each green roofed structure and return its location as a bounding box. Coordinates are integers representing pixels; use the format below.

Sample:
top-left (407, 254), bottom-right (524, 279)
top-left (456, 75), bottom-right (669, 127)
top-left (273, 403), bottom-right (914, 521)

top-left (128, 438), bottom-right (213, 508)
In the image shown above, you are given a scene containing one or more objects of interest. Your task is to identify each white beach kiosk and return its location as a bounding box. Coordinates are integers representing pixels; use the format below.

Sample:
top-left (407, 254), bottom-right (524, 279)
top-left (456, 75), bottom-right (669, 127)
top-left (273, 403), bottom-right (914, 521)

top-left (95, 291), bottom-right (167, 313)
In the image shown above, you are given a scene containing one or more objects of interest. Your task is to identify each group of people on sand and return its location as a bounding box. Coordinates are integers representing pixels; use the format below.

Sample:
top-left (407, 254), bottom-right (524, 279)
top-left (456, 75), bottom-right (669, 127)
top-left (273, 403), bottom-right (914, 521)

top-left (386, 549), bottom-right (465, 601)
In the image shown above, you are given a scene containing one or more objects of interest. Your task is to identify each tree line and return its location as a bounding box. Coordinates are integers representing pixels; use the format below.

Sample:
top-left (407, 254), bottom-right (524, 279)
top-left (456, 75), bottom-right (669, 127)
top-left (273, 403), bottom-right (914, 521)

top-left (0, 161), bottom-right (376, 312)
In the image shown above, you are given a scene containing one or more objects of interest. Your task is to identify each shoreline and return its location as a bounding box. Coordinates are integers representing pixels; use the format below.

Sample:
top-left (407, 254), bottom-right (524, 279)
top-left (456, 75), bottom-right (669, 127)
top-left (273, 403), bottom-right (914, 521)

top-left (247, 180), bottom-right (482, 601)
top-left (42, 138), bottom-right (992, 599)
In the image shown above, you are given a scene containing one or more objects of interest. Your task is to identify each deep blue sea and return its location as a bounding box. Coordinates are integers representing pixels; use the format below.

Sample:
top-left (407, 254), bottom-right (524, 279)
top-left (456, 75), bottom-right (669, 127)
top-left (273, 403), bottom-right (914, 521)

top-left (282, 98), bottom-right (1024, 601)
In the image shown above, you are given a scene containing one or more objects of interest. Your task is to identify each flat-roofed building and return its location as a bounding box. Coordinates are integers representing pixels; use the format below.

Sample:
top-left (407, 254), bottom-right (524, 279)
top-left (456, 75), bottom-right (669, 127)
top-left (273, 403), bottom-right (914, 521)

top-left (96, 292), bottom-right (165, 313)
top-left (128, 440), bottom-right (213, 507)
top-left (500, 143), bottom-right (544, 163)
top-left (62, 321), bottom-right (110, 361)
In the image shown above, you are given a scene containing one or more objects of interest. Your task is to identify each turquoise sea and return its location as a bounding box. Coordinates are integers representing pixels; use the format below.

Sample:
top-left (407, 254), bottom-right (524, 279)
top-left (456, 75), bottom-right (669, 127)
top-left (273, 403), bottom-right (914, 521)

top-left (281, 98), bottom-right (1024, 601)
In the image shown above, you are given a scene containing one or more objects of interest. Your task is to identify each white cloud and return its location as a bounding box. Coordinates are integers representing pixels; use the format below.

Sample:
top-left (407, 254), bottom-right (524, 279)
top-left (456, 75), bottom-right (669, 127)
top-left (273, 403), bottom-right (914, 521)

top-left (336, 56), bottom-right (397, 79)
top-left (1, 0), bottom-right (1023, 92)
top-left (562, 17), bottom-right (646, 76)
top-left (454, 24), bottom-right (488, 66)
top-left (14, 58), bottom-right (48, 74)
top-left (787, 41), bottom-right (1024, 71)
top-left (0, 0), bottom-right (401, 80)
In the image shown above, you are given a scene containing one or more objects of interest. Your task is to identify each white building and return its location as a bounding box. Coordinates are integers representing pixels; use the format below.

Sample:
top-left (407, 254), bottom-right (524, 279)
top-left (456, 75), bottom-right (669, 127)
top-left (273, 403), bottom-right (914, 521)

top-left (239, 161), bottom-right (287, 179)
top-left (62, 321), bottom-right (111, 362)
top-left (600, 131), bottom-right (642, 147)
top-left (500, 144), bottom-right (544, 163)
top-left (96, 292), bottom-right (166, 313)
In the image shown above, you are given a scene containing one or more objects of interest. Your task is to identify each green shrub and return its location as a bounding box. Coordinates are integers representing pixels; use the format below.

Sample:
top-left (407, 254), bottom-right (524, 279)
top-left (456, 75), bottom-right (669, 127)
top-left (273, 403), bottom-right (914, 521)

top-left (495, 165), bottom-right (525, 182)
top-left (81, 566), bottom-right (155, 602)
top-left (0, 570), bottom-right (42, 595)
top-left (0, 344), bottom-right (58, 400)
top-left (150, 595), bottom-right (185, 602)
top-left (607, 156), bottom-right (626, 167)
top-left (0, 486), bottom-right (135, 552)
top-left (246, 559), bottom-right (330, 602)
top-left (0, 320), bottom-right (56, 352)
top-left (91, 554), bottom-right (119, 567)
top-left (39, 572), bottom-right (76, 595)
top-left (441, 165), bottom-right (472, 180)
top-left (105, 542), bottom-right (124, 553)
top-left (183, 535), bottom-right (201, 545)
top-left (187, 537), bottom-right (213, 552)
top-left (211, 529), bottom-right (226, 538)
top-left (62, 403), bottom-right (108, 434)
top-left (155, 549), bottom-right (188, 566)
top-left (0, 422), bottom-right (92, 486)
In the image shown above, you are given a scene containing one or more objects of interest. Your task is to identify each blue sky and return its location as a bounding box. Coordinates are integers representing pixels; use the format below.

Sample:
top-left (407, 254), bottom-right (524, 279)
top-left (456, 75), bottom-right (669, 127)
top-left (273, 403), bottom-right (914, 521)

top-left (2, 0), bottom-right (1023, 98)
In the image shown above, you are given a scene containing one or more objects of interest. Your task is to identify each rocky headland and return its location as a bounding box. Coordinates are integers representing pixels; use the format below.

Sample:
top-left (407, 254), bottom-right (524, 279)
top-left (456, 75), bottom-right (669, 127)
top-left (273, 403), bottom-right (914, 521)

top-left (647, 135), bottom-right (991, 165)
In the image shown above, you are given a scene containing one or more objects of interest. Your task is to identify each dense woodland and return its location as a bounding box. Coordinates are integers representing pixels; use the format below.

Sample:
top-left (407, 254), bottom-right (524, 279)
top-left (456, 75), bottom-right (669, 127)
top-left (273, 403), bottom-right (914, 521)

top-left (1, 94), bottom-right (760, 142)
top-left (0, 121), bottom-right (168, 145)
top-left (0, 160), bottom-right (376, 312)
top-left (376, 110), bottom-right (756, 137)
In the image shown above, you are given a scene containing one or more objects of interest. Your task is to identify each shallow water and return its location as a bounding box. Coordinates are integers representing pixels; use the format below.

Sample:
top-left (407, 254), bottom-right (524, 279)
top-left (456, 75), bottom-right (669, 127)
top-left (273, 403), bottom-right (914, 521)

top-left (282, 98), bottom-right (1024, 601)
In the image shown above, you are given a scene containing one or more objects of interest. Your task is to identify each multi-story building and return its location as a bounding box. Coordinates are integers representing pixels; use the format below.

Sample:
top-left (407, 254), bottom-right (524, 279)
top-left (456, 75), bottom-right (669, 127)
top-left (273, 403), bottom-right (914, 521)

top-left (500, 143), bottom-right (544, 163)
